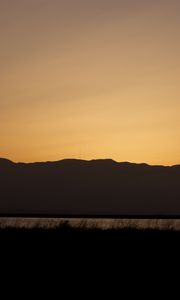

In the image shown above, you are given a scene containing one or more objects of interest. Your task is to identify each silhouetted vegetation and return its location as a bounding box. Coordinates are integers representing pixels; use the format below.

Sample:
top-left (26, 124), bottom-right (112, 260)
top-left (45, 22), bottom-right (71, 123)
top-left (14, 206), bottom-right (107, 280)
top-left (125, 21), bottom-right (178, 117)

top-left (1, 226), bottom-right (179, 266)
top-left (1, 225), bottom-right (180, 246)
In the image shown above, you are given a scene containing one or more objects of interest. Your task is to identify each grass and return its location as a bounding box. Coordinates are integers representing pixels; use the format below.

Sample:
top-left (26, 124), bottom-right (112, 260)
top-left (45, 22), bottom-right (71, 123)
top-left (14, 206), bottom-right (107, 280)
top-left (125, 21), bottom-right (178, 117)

top-left (1, 223), bottom-right (180, 244)
top-left (1, 225), bottom-right (179, 267)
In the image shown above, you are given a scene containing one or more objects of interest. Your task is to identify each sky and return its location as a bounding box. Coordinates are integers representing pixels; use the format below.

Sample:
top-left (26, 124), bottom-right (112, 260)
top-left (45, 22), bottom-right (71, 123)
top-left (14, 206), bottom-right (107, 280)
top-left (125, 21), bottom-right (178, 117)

top-left (0, 0), bottom-right (180, 165)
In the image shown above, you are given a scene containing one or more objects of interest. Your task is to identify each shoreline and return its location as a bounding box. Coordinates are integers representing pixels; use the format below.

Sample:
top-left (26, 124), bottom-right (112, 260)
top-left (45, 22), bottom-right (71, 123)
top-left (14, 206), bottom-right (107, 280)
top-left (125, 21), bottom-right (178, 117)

top-left (0, 218), bottom-right (180, 231)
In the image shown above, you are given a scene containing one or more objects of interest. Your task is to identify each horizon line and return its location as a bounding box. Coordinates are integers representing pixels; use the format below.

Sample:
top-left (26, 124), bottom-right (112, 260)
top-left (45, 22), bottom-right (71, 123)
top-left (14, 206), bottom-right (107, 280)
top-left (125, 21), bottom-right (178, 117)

top-left (0, 157), bottom-right (179, 168)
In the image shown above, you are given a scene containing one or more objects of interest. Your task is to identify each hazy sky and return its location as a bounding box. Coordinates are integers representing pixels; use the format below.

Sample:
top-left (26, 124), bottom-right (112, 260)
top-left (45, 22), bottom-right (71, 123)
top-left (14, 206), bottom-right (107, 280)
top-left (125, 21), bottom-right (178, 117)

top-left (0, 0), bottom-right (180, 165)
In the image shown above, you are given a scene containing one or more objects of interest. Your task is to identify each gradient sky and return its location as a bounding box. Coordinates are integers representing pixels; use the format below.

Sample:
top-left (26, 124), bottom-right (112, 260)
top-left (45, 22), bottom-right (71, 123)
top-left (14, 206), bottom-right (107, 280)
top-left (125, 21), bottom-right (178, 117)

top-left (0, 0), bottom-right (180, 165)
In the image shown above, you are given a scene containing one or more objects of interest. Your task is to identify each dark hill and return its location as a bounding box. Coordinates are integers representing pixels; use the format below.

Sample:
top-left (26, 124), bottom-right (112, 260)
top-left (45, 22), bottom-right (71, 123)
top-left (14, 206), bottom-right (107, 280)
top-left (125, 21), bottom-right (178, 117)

top-left (0, 158), bottom-right (180, 216)
top-left (0, 158), bottom-right (15, 167)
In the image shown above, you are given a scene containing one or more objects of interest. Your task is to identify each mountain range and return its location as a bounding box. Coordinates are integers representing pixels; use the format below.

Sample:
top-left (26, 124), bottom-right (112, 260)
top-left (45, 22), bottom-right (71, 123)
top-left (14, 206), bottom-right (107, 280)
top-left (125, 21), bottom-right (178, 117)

top-left (0, 158), bottom-right (180, 216)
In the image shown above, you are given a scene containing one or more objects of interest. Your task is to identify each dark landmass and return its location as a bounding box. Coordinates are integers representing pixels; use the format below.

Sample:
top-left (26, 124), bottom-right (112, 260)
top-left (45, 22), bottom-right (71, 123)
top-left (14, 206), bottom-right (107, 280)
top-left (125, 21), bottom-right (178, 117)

top-left (0, 226), bottom-right (180, 259)
top-left (1, 224), bottom-right (179, 278)
top-left (0, 158), bottom-right (180, 216)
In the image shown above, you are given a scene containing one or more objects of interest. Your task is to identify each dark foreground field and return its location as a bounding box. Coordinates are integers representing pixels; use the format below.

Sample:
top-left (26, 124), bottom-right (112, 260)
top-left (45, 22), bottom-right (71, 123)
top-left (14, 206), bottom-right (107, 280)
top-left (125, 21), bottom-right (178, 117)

top-left (1, 226), bottom-right (180, 273)
top-left (1, 225), bottom-right (180, 251)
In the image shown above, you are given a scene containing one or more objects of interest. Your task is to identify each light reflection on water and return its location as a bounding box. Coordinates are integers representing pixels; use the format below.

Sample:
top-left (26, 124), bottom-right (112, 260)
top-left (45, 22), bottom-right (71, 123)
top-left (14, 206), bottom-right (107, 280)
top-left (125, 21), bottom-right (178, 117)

top-left (0, 218), bottom-right (180, 230)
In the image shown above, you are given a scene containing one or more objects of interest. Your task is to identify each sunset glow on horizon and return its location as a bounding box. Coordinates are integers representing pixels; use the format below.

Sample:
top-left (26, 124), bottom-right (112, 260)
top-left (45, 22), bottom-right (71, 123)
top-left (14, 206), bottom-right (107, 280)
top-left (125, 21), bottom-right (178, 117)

top-left (1, 0), bottom-right (180, 165)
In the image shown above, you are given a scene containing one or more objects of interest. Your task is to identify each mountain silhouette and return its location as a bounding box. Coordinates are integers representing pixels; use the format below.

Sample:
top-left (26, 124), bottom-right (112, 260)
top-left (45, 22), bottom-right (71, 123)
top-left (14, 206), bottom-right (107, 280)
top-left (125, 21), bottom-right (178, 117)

top-left (0, 158), bottom-right (180, 216)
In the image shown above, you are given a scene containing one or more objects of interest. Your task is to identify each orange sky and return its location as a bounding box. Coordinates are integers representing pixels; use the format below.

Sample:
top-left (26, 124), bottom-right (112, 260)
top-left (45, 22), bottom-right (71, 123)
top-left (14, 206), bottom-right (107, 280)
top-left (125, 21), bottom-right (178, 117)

top-left (0, 0), bottom-right (180, 165)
